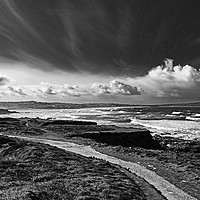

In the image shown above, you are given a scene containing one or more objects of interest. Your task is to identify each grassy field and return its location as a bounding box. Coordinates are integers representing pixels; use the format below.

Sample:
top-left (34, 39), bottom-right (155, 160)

top-left (0, 135), bottom-right (146, 200)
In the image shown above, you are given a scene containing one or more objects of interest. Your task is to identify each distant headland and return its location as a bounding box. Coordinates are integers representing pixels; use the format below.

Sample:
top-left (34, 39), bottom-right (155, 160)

top-left (0, 100), bottom-right (200, 110)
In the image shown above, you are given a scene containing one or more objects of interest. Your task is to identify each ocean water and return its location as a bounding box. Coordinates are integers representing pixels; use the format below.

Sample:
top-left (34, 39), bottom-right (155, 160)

top-left (1, 105), bottom-right (200, 141)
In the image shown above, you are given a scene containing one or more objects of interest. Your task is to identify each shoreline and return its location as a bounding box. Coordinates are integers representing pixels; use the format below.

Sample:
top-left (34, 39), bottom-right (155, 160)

top-left (0, 117), bottom-right (199, 199)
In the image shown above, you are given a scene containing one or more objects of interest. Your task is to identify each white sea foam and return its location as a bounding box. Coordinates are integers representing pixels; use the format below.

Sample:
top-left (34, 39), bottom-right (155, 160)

top-left (165, 114), bottom-right (174, 117)
top-left (186, 116), bottom-right (200, 121)
top-left (130, 118), bottom-right (200, 140)
top-left (1, 107), bottom-right (200, 141)
top-left (172, 111), bottom-right (182, 115)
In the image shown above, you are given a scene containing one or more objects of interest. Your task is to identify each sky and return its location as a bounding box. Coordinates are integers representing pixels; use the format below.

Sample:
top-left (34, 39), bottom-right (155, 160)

top-left (0, 0), bottom-right (200, 104)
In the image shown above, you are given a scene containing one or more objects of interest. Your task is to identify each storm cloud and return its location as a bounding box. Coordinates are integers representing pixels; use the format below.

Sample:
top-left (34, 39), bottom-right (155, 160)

top-left (1, 0), bottom-right (200, 76)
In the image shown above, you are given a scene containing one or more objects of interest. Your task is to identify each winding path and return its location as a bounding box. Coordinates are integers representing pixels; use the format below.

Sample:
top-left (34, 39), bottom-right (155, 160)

top-left (9, 135), bottom-right (197, 200)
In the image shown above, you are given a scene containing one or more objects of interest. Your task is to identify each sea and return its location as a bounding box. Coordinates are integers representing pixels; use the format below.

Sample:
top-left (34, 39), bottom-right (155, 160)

top-left (1, 105), bottom-right (200, 141)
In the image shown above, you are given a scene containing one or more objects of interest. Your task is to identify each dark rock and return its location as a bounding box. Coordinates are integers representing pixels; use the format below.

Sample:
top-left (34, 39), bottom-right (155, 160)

top-left (41, 120), bottom-right (97, 126)
top-left (0, 135), bottom-right (17, 146)
top-left (154, 135), bottom-right (200, 153)
top-left (73, 130), bottom-right (163, 149)
top-left (0, 117), bottom-right (20, 122)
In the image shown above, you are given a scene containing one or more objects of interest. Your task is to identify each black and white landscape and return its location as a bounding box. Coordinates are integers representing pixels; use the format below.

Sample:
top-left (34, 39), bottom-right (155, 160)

top-left (0, 1), bottom-right (200, 200)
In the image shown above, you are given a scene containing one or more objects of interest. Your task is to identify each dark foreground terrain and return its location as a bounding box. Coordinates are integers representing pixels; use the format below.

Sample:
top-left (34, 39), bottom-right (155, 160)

top-left (0, 117), bottom-right (199, 199)
top-left (0, 135), bottom-right (147, 200)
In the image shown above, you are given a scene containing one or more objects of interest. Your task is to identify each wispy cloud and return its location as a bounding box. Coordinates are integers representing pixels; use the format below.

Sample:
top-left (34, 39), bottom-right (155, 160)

top-left (1, 1), bottom-right (200, 76)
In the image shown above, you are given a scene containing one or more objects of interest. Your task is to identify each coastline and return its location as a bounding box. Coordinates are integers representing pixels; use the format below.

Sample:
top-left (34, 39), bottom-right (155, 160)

top-left (0, 117), bottom-right (199, 199)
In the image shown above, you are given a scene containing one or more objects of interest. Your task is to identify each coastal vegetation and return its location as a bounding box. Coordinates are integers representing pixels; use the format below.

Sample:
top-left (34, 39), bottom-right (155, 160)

top-left (0, 117), bottom-right (199, 199)
top-left (0, 135), bottom-right (146, 200)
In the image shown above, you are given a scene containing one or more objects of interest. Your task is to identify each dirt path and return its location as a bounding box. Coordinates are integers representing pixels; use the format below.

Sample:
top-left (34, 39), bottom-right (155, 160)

top-left (8, 135), bottom-right (197, 200)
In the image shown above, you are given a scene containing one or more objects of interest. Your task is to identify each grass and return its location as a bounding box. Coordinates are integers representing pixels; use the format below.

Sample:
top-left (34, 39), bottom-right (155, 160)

top-left (0, 135), bottom-right (146, 200)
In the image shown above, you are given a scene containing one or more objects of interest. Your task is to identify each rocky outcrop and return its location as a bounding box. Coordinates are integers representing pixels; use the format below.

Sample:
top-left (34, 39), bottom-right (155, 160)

top-left (0, 135), bottom-right (17, 147)
top-left (41, 120), bottom-right (97, 126)
top-left (0, 118), bottom-right (98, 136)
top-left (71, 129), bottom-right (163, 149)
top-left (154, 135), bottom-right (200, 153)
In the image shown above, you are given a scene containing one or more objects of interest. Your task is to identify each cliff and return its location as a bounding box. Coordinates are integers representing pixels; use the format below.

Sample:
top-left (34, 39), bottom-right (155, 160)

top-left (69, 129), bottom-right (162, 149)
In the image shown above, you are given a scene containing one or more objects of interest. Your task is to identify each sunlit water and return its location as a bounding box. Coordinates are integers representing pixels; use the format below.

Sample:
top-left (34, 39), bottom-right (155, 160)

top-left (1, 105), bottom-right (200, 140)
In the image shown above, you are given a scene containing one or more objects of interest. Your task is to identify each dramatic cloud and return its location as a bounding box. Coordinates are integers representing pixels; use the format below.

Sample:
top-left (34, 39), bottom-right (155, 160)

top-left (17, 82), bottom-right (90, 98)
top-left (37, 83), bottom-right (57, 96)
top-left (38, 82), bottom-right (89, 97)
top-left (0, 80), bottom-right (142, 100)
top-left (7, 86), bottom-right (27, 96)
top-left (0, 59), bottom-right (200, 103)
top-left (1, 1), bottom-right (200, 76)
top-left (60, 84), bottom-right (88, 97)
top-left (0, 74), bottom-right (13, 86)
top-left (128, 59), bottom-right (200, 98)
top-left (92, 80), bottom-right (141, 95)
top-left (147, 59), bottom-right (200, 88)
